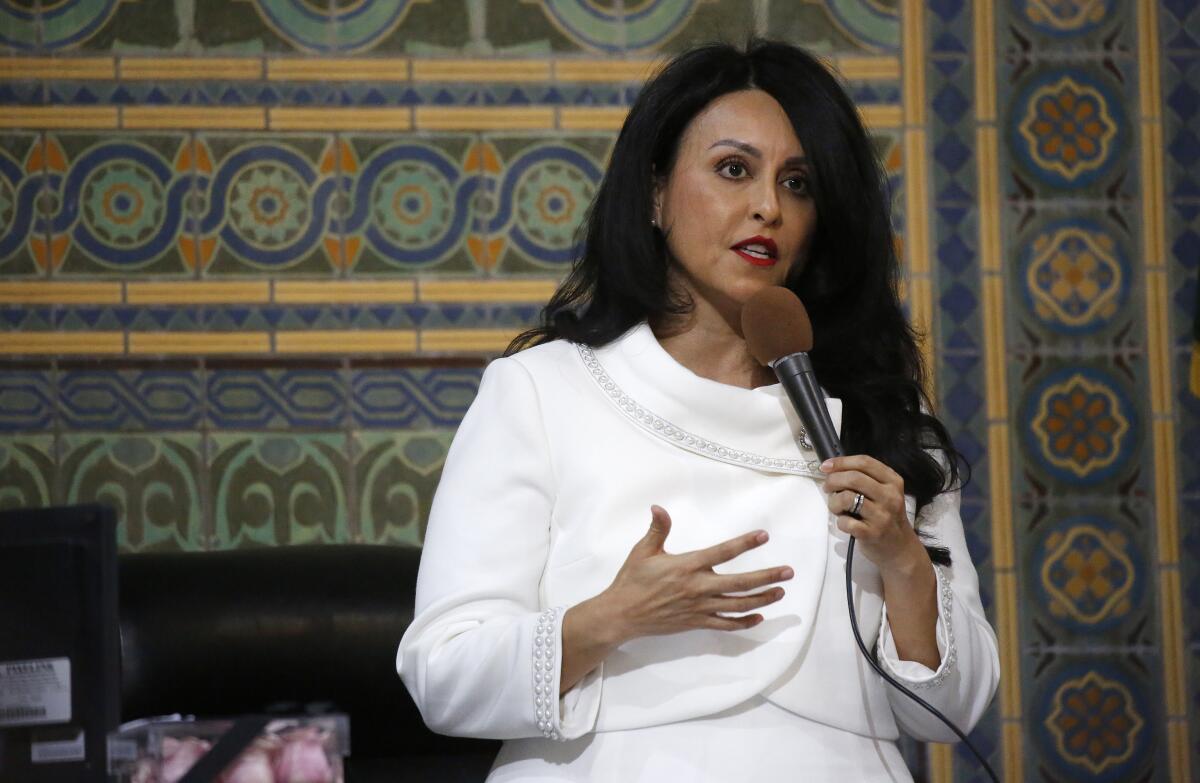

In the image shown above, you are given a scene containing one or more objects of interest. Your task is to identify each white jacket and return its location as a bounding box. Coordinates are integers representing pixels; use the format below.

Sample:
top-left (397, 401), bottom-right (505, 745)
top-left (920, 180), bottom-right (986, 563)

top-left (398, 323), bottom-right (999, 745)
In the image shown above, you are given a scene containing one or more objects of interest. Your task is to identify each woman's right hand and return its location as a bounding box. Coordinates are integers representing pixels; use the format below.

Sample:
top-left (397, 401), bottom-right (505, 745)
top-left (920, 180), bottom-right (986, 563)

top-left (598, 504), bottom-right (794, 642)
top-left (560, 505), bottom-right (792, 693)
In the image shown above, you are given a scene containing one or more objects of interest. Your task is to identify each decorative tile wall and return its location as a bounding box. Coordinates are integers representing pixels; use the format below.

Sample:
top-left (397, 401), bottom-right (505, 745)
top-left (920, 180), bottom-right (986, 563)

top-left (921, 1), bottom-right (1194, 781)
top-left (0, 1), bottom-right (1194, 781)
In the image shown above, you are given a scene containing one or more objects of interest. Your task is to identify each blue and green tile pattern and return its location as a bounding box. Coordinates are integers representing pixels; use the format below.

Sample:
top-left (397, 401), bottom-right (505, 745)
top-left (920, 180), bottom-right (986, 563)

top-left (0, 1), bottom-right (1196, 780)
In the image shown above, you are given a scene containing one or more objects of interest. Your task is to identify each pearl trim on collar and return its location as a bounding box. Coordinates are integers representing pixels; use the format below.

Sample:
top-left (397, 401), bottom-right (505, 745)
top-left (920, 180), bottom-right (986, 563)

top-left (577, 344), bottom-right (823, 477)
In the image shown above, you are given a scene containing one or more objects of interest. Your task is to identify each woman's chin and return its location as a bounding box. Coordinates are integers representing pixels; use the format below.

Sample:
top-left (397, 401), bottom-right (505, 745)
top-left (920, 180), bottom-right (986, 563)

top-left (732, 277), bottom-right (787, 302)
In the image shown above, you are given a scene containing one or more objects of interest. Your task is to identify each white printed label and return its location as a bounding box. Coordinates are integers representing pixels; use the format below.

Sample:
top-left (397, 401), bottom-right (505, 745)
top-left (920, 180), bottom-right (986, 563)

top-left (31, 729), bottom-right (86, 763)
top-left (0, 657), bottom-right (71, 727)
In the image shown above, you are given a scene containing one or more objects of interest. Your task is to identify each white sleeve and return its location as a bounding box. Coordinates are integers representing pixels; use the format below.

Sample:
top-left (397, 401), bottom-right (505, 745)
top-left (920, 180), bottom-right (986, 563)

top-left (875, 487), bottom-right (1001, 743)
top-left (396, 356), bottom-right (602, 741)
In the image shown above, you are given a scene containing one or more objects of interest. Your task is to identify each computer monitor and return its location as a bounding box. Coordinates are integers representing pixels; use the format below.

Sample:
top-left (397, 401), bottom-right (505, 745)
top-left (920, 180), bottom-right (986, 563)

top-left (0, 504), bottom-right (119, 783)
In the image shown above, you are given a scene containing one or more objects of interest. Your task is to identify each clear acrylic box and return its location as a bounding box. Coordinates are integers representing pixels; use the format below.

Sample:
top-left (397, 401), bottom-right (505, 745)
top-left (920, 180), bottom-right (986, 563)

top-left (107, 714), bottom-right (349, 783)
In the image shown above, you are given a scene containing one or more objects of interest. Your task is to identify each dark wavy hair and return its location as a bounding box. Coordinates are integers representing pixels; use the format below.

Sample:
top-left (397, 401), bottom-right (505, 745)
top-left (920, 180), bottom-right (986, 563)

top-left (509, 40), bottom-right (966, 549)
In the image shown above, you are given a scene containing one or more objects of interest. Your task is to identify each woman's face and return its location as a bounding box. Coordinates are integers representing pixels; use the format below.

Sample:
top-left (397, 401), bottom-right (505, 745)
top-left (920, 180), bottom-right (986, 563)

top-left (654, 89), bottom-right (817, 324)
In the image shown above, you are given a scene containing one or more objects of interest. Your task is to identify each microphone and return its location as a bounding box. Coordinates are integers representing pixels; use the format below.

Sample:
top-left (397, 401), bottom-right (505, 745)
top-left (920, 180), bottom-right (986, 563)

top-left (740, 286), bottom-right (841, 462)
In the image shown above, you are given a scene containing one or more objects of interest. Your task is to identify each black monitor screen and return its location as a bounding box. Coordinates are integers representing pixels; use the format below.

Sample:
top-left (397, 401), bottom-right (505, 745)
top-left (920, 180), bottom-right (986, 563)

top-left (0, 505), bottom-right (119, 783)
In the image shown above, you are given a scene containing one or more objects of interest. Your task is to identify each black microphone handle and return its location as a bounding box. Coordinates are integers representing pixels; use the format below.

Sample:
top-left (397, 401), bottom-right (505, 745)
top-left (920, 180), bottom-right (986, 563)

top-left (770, 352), bottom-right (843, 462)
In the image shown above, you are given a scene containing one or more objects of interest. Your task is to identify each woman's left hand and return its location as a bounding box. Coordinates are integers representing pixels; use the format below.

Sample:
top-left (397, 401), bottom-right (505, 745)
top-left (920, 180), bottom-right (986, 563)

top-left (819, 455), bottom-right (927, 576)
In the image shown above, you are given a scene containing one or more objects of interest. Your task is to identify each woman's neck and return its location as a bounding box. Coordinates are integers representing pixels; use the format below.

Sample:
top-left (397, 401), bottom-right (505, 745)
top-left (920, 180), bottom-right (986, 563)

top-left (651, 310), bottom-right (775, 390)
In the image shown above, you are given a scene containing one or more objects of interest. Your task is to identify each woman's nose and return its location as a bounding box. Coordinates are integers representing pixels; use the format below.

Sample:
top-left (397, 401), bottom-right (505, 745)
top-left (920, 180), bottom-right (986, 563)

top-left (752, 182), bottom-right (782, 225)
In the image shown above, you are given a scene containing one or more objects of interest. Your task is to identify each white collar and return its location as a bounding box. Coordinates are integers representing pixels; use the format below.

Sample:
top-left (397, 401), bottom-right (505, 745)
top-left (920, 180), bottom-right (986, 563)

top-left (578, 323), bottom-right (840, 477)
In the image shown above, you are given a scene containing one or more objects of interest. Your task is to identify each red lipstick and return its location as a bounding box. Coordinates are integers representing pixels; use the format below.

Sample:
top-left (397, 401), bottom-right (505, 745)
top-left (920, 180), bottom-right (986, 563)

top-left (731, 236), bottom-right (779, 267)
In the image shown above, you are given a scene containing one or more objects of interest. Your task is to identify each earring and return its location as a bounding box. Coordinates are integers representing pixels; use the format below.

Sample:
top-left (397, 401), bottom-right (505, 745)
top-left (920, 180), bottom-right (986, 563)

top-left (650, 217), bottom-right (657, 227)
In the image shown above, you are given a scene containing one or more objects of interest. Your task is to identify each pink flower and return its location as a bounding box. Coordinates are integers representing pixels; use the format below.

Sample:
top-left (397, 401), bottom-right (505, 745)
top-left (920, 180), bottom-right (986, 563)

top-left (130, 757), bottom-right (159, 783)
top-left (272, 728), bottom-right (334, 783)
top-left (219, 744), bottom-right (276, 783)
top-left (161, 737), bottom-right (211, 783)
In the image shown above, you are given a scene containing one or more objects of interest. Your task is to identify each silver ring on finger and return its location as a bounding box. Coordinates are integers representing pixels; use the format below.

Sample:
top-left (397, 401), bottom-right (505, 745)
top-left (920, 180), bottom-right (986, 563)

top-left (849, 491), bottom-right (865, 518)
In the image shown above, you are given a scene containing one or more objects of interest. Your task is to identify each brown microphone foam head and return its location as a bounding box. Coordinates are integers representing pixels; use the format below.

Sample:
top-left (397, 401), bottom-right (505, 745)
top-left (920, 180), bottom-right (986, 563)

top-left (741, 286), bottom-right (813, 365)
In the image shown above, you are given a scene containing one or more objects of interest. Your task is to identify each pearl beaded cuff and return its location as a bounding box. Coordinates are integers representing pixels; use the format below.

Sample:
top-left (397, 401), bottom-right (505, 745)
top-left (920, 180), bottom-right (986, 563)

top-left (532, 606), bottom-right (565, 740)
top-left (877, 564), bottom-right (956, 689)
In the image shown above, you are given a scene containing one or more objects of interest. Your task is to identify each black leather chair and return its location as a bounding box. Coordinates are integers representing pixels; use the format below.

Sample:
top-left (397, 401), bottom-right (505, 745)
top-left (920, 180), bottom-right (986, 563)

top-left (118, 545), bottom-right (499, 782)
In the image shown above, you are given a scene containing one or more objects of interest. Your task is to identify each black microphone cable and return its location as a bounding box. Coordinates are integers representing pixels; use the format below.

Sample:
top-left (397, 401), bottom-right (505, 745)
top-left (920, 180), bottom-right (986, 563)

top-left (739, 286), bottom-right (999, 780)
top-left (843, 536), bottom-right (999, 783)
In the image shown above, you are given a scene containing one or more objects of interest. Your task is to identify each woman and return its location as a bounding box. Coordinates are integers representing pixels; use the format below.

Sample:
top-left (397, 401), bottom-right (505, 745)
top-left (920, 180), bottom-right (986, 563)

top-left (398, 40), bottom-right (999, 781)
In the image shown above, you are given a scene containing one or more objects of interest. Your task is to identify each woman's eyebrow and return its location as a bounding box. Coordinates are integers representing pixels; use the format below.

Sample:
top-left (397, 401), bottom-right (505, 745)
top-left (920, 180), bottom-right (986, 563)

top-left (708, 139), bottom-right (808, 167)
